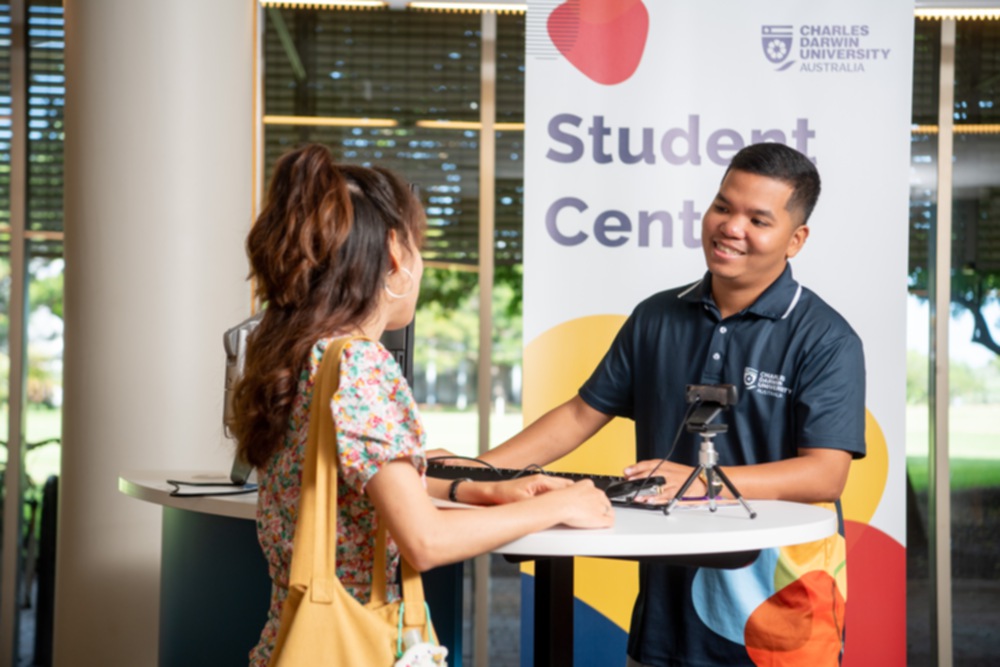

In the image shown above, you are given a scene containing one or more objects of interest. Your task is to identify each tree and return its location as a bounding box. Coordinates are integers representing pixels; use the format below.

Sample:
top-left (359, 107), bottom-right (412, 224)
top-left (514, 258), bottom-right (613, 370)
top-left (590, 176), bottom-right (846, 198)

top-left (413, 263), bottom-right (524, 406)
top-left (909, 197), bottom-right (1000, 359)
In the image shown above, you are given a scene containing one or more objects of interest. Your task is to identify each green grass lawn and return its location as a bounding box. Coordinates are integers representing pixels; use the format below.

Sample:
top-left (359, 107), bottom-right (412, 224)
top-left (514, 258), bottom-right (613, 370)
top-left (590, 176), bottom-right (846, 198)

top-left (0, 405), bottom-right (63, 486)
top-left (906, 403), bottom-right (1000, 491)
top-left (419, 406), bottom-right (524, 459)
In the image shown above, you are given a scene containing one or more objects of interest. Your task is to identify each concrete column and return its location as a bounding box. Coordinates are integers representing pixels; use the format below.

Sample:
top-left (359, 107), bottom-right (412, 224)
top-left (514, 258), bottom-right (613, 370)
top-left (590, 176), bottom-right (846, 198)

top-left (58, 1), bottom-right (255, 665)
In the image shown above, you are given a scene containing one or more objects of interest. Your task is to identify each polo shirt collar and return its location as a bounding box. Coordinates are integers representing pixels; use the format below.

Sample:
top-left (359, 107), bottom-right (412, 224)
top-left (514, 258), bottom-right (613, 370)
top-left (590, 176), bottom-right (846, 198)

top-left (679, 264), bottom-right (803, 320)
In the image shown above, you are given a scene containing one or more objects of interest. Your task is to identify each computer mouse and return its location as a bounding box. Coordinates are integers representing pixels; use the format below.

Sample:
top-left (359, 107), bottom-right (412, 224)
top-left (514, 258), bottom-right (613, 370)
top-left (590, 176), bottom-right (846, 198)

top-left (605, 476), bottom-right (665, 501)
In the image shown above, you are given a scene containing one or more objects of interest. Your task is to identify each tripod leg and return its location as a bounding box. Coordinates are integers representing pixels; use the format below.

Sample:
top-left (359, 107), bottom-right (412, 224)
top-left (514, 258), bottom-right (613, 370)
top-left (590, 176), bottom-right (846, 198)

top-left (663, 465), bottom-right (704, 516)
top-left (706, 468), bottom-right (717, 512)
top-left (713, 466), bottom-right (757, 519)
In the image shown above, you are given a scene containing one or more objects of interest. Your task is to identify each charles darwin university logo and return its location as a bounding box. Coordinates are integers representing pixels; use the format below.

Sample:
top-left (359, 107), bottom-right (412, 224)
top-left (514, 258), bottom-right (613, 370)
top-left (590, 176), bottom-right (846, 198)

top-left (762, 25), bottom-right (795, 71)
top-left (743, 367), bottom-right (759, 390)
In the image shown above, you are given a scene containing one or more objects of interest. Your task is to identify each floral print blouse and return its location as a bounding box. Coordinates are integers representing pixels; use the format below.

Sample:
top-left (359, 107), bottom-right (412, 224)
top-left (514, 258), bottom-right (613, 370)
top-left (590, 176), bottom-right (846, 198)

top-left (249, 337), bottom-right (426, 667)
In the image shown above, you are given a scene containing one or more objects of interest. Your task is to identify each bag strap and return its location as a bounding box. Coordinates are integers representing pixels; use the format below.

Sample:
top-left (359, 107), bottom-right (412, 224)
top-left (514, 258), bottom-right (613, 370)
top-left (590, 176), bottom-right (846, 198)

top-left (289, 336), bottom-right (429, 629)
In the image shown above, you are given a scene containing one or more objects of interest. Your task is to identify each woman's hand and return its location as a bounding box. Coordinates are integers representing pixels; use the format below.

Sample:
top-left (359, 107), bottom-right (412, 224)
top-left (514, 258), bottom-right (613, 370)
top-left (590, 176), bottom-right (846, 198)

top-left (549, 479), bottom-right (615, 528)
top-left (485, 474), bottom-right (574, 504)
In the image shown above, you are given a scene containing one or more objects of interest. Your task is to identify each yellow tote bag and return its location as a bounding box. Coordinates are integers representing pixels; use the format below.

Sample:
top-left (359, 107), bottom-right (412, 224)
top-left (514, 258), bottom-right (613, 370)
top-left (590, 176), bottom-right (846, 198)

top-left (269, 337), bottom-right (439, 667)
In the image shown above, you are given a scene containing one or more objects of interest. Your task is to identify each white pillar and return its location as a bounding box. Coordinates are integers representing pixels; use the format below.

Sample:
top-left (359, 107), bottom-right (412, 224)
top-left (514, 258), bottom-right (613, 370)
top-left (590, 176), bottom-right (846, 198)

top-left (58, 1), bottom-right (254, 665)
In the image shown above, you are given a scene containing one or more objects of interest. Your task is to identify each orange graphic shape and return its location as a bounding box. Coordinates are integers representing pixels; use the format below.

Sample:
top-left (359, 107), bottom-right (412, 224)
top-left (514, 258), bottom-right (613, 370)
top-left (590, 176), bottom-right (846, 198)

top-left (773, 528), bottom-right (846, 602)
top-left (745, 570), bottom-right (845, 666)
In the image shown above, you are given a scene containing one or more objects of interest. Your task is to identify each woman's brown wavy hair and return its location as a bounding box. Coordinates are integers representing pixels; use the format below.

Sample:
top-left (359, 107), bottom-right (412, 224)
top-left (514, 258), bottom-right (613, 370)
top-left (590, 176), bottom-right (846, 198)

top-left (232, 144), bottom-right (425, 468)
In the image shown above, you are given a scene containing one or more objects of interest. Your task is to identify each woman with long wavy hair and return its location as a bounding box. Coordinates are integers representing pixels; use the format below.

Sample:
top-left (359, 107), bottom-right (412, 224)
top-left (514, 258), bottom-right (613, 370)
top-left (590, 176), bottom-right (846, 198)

top-left (233, 144), bottom-right (613, 666)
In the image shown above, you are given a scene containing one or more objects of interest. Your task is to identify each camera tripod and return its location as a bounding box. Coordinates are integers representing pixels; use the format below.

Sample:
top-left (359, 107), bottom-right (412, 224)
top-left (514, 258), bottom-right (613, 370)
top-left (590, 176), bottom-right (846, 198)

top-left (663, 424), bottom-right (756, 519)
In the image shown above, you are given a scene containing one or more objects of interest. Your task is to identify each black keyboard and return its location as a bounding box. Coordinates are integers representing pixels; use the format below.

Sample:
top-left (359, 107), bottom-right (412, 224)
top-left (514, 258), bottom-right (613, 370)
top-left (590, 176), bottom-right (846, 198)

top-left (426, 462), bottom-right (625, 492)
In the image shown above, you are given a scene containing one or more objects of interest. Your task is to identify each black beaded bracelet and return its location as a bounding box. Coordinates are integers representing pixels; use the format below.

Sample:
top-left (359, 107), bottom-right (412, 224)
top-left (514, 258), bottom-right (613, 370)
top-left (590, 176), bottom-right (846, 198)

top-left (448, 477), bottom-right (472, 503)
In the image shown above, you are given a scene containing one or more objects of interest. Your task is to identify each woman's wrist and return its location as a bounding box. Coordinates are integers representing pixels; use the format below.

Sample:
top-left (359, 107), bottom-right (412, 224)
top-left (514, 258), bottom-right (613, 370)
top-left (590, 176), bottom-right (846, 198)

top-left (448, 477), bottom-right (473, 503)
top-left (466, 480), bottom-right (502, 505)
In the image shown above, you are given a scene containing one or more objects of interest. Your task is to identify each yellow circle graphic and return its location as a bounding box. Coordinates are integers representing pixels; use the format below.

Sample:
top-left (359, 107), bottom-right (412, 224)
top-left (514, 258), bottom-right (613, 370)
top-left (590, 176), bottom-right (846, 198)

top-left (524, 315), bottom-right (636, 629)
top-left (841, 410), bottom-right (888, 524)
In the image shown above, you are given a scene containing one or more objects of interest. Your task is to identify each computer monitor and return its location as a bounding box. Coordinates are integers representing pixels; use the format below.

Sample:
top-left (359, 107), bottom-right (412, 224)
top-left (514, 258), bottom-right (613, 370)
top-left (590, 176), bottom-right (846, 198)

top-left (225, 317), bottom-right (416, 484)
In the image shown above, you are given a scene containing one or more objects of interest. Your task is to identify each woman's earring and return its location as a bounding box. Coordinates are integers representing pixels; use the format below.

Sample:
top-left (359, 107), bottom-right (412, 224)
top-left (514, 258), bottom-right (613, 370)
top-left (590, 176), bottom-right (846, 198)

top-left (385, 267), bottom-right (414, 299)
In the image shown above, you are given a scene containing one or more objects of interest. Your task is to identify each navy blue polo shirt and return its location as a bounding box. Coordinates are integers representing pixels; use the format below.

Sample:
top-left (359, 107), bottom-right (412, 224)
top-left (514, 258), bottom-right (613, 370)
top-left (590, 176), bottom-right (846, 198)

top-left (579, 264), bottom-right (866, 666)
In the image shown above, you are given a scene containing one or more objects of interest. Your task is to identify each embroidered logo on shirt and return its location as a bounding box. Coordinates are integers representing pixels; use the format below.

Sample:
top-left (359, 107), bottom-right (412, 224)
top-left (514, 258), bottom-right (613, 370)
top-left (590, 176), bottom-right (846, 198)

top-left (744, 366), bottom-right (791, 398)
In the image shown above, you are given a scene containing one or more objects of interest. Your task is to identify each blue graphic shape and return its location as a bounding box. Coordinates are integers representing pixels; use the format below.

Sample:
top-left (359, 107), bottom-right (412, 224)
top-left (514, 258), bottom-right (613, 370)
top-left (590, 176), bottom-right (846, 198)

top-left (520, 573), bottom-right (628, 667)
top-left (690, 547), bottom-right (780, 645)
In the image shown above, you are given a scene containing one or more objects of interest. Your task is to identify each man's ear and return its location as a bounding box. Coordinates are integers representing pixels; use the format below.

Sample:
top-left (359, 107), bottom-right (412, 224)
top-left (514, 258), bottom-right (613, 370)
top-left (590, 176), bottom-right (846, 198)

top-left (786, 224), bottom-right (810, 259)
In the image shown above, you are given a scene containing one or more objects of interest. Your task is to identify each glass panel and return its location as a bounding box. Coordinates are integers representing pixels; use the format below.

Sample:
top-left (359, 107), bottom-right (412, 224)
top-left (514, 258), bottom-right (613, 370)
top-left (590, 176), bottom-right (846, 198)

top-left (0, 2), bottom-right (13, 662)
top-left (948, 18), bottom-right (1000, 665)
top-left (27, 1), bottom-right (64, 255)
top-left (263, 7), bottom-right (483, 266)
top-left (492, 13), bottom-right (525, 448)
top-left (21, 4), bottom-right (64, 665)
top-left (906, 17), bottom-right (939, 666)
top-left (263, 7), bottom-right (485, 463)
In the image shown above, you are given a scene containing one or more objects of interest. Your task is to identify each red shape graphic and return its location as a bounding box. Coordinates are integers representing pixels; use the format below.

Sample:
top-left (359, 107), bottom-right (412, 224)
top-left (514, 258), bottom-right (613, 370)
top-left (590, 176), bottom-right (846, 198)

top-left (547, 0), bottom-right (649, 85)
top-left (842, 521), bottom-right (907, 667)
top-left (745, 570), bottom-right (845, 666)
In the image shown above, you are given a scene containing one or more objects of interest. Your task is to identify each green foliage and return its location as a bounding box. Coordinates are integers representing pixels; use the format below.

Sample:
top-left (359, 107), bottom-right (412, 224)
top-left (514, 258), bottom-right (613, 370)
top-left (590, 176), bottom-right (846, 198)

top-left (414, 264), bottom-right (523, 371)
top-left (29, 268), bottom-right (64, 319)
top-left (907, 349), bottom-right (929, 404)
top-left (908, 198), bottom-right (1000, 358)
top-left (418, 267), bottom-right (478, 313)
top-left (0, 258), bottom-right (66, 407)
top-left (0, 258), bottom-right (10, 354)
top-left (907, 348), bottom-right (1000, 404)
top-left (950, 361), bottom-right (989, 403)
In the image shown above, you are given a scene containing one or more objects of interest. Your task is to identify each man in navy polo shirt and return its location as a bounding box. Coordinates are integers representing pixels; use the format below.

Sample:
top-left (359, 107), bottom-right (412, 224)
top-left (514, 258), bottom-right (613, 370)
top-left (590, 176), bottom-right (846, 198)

top-left (483, 142), bottom-right (866, 666)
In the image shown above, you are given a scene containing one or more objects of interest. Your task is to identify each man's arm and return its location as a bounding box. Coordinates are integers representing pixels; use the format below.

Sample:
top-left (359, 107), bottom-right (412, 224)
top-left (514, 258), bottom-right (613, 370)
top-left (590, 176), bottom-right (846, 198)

top-left (625, 323), bottom-right (866, 505)
top-left (624, 447), bottom-right (852, 504)
top-left (479, 395), bottom-right (613, 470)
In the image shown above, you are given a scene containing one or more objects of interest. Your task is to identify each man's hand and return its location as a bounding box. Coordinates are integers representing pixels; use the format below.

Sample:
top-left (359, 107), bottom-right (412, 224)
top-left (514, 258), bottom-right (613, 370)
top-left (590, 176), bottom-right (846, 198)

top-left (620, 447), bottom-right (854, 504)
top-left (621, 459), bottom-right (705, 503)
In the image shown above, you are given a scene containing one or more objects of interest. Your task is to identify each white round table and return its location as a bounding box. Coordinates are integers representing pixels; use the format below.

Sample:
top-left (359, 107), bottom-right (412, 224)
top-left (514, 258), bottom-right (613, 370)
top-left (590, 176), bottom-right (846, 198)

top-left (489, 500), bottom-right (837, 667)
top-left (494, 499), bottom-right (836, 557)
top-left (121, 471), bottom-right (836, 667)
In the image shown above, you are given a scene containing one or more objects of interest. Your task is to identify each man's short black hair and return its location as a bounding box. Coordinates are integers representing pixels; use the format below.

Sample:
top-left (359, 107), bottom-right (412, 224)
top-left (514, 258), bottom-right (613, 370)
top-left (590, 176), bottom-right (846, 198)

top-left (724, 143), bottom-right (821, 225)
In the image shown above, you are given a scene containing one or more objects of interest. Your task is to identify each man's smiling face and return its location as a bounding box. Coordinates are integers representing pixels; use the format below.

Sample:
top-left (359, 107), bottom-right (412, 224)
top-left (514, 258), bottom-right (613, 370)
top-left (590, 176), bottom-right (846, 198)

top-left (701, 169), bottom-right (809, 295)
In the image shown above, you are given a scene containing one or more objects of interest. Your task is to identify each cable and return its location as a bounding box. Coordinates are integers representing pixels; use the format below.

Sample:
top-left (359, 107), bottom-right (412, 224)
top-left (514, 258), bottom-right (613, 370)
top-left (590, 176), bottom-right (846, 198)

top-left (621, 399), bottom-right (702, 505)
top-left (426, 455), bottom-right (505, 478)
top-left (427, 455), bottom-right (554, 481)
top-left (512, 463), bottom-right (549, 480)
